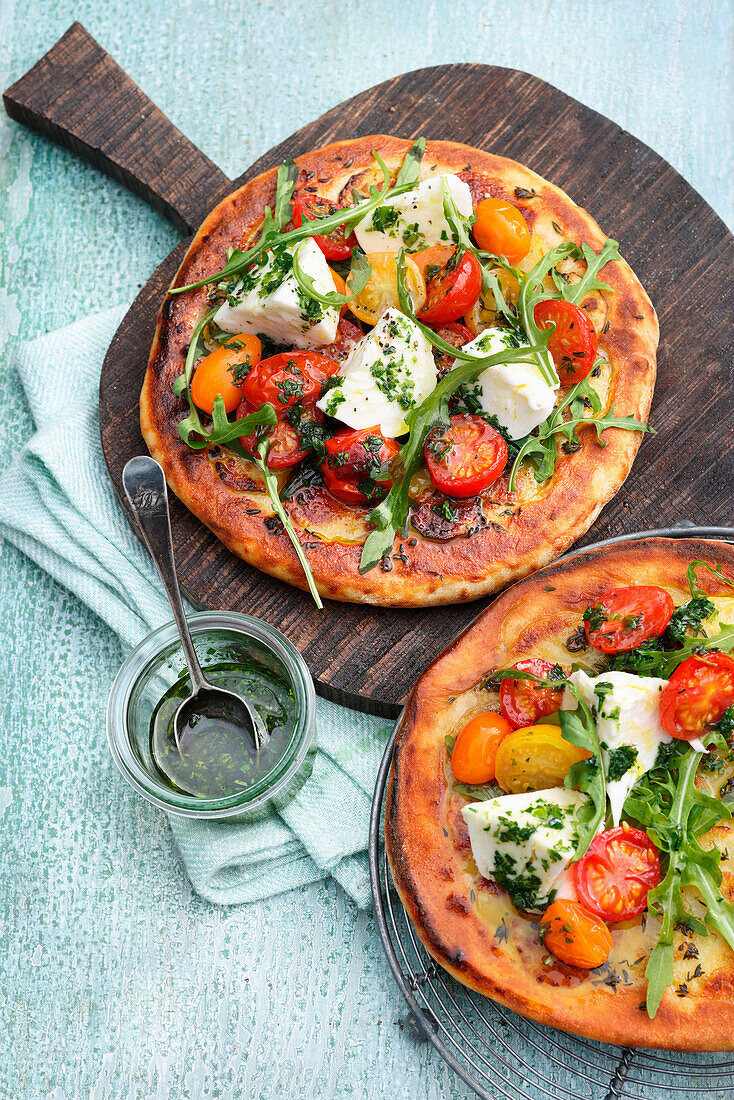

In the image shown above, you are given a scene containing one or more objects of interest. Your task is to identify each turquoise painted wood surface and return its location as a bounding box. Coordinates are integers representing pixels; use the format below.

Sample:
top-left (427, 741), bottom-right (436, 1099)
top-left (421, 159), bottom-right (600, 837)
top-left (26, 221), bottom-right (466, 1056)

top-left (1, 2), bottom-right (732, 1097)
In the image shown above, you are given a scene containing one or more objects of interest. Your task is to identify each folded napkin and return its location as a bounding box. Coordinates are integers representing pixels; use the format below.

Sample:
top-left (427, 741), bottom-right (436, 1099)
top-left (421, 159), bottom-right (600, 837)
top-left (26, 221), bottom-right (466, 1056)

top-left (0, 307), bottom-right (390, 908)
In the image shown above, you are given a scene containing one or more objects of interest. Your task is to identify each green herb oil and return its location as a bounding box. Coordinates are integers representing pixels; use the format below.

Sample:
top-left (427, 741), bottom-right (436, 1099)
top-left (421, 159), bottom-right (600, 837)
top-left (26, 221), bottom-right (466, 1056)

top-left (149, 659), bottom-right (296, 798)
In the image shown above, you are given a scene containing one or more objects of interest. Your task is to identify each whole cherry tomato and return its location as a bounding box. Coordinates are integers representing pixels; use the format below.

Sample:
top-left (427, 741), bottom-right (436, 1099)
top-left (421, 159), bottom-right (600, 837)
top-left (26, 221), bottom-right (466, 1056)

top-left (541, 899), bottom-right (613, 969)
top-left (423, 414), bottom-right (507, 498)
top-left (574, 824), bottom-right (660, 922)
top-left (450, 712), bottom-right (513, 785)
top-left (190, 334), bottom-right (262, 414)
top-left (534, 299), bottom-right (598, 384)
top-left (659, 651), bottom-right (734, 740)
top-left (584, 586), bottom-right (674, 653)
top-left (292, 194), bottom-right (357, 261)
top-left (499, 658), bottom-right (565, 729)
top-left (321, 426), bottom-right (399, 505)
top-left (471, 197), bottom-right (531, 264)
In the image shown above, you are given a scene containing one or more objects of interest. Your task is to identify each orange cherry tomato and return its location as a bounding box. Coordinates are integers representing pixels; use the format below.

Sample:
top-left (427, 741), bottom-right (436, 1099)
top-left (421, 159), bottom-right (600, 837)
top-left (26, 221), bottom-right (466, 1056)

top-left (499, 658), bottom-right (565, 729)
top-left (584, 585), bottom-right (674, 654)
top-left (472, 198), bottom-right (531, 264)
top-left (541, 899), bottom-right (613, 969)
top-left (659, 651), bottom-right (734, 740)
top-left (190, 334), bottom-right (261, 414)
top-left (328, 266), bottom-right (349, 317)
top-left (534, 299), bottom-right (598, 384)
top-left (451, 712), bottom-right (513, 785)
top-left (574, 824), bottom-right (660, 922)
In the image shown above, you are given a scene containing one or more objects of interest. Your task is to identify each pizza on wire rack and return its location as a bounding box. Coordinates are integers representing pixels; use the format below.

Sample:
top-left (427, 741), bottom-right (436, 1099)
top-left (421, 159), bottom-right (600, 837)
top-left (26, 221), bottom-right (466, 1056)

top-left (386, 539), bottom-right (734, 1049)
top-left (140, 135), bottom-right (657, 607)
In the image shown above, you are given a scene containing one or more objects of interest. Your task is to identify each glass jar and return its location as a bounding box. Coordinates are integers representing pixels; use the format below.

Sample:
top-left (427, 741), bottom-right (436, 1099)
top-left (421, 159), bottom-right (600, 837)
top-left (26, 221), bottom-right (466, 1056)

top-left (107, 612), bottom-right (315, 819)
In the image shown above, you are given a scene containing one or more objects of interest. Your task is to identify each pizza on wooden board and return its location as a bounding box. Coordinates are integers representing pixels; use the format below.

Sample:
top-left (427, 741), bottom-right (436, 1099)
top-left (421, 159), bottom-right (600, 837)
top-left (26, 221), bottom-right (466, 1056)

top-left (141, 135), bottom-right (658, 607)
top-left (386, 539), bottom-right (734, 1049)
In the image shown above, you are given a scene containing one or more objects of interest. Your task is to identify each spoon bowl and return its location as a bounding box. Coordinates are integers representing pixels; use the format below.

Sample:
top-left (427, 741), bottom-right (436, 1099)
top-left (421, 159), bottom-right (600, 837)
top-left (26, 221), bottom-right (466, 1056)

top-left (122, 455), bottom-right (268, 754)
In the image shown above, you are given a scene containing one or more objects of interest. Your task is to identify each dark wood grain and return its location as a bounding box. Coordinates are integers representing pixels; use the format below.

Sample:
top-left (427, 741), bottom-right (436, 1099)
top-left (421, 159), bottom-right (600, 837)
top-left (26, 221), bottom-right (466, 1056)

top-left (6, 30), bottom-right (734, 716)
top-left (3, 23), bottom-right (231, 234)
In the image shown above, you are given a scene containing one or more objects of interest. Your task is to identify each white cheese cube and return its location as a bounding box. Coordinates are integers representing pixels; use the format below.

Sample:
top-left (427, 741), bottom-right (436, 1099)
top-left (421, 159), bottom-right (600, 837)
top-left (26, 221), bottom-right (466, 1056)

top-left (316, 307), bottom-right (436, 437)
top-left (214, 238), bottom-right (340, 349)
top-left (354, 174), bottom-right (473, 254)
top-left (458, 327), bottom-right (558, 439)
top-left (563, 670), bottom-right (674, 824)
top-left (461, 788), bottom-right (591, 912)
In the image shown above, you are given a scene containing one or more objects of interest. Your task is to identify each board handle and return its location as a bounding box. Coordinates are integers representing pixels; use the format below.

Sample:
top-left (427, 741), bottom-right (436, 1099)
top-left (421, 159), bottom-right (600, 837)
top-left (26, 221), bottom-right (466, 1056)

top-left (3, 22), bottom-right (232, 235)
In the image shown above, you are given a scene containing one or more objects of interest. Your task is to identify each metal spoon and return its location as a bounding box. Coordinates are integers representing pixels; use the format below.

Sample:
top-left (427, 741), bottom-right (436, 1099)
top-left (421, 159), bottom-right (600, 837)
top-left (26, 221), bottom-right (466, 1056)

top-left (122, 456), bottom-right (268, 753)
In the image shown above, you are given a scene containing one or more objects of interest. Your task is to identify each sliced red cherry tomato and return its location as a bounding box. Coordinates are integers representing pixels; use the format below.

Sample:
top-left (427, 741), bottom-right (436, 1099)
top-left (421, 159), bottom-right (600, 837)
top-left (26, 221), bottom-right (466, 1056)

top-left (430, 321), bottom-right (473, 376)
top-left (584, 585), bottom-right (674, 654)
top-left (414, 247), bottom-right (482, 324)
top-left (534, 299), bottom-right (598, 384)
top-left (659, 651), bottom-right (734, 741)
top-left (499, 658), bottom-right (565, 729)
top-left (242, 351), bottom-right (340, 413)
top-left (423, 414), bottom-right (507, 498)
top-left (321, 426), bottom-right (399, 505)
top-left (472, 198), bottom-right (531, 264)
top-left (292, 194), bottom-right (357, 261)
top-left (236, 400), bottom-right (317, 467)
top-left (574, 824), bottom-right (660, 922)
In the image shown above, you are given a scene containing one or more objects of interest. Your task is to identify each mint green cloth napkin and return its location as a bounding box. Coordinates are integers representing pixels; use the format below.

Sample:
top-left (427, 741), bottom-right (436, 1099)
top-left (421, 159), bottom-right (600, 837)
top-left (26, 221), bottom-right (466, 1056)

top-left (0, 307), bottom-right (389, 908)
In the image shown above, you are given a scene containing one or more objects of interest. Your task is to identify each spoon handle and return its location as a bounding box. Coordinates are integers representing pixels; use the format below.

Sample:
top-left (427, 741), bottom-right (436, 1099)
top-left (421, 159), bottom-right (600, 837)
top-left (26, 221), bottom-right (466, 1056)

top-left (122, 456), bottom-right (208, 693)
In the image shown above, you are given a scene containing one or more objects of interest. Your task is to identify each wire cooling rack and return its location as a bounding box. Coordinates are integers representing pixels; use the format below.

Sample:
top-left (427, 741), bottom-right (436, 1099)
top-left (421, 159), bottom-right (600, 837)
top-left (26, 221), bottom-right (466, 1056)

top-left (369, 526), bottom-right (734, 1100)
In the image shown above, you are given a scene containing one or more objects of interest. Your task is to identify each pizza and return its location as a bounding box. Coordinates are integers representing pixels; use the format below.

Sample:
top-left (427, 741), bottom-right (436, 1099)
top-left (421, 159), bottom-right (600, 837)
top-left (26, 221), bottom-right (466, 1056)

top-left (385, 538), bottom-right (734, 1049)
top-left (141, 135), bottom-right (658, 607)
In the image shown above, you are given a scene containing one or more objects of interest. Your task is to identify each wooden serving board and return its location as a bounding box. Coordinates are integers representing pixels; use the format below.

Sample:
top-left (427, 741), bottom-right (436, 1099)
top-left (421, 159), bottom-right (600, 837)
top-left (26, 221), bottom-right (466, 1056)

top-left (5, 24), bottom-right (734, 717)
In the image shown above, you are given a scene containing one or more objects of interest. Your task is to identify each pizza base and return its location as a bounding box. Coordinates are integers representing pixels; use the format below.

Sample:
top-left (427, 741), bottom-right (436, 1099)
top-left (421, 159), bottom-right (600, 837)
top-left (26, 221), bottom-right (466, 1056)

top-left (141, 135), bottom-right (658, 606)
top-left (386, 538), bottom-right (734, 1049)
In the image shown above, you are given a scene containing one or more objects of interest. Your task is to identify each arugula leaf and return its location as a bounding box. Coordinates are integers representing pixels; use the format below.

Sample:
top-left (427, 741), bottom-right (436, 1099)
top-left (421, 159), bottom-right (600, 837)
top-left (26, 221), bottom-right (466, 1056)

top-left (273, 159), bottom-right (299, 231)
top-left (559, 698), bottom-right (606, 857)
top-left (507, 373), bottom-right (653, 491)
top-left (251, 438), bottom-right (323, 610)
top-left (516, 242), bottom-right (578, 385)
top-left (394, 137), bottom-right (426, 188)
top-left (291, 241), bottom-right (371, 306)
top-left (557, 239), bottom-right (620, 306)
top-left (453, 780), bottom-right (504, 801)
top-left (624, 742), bottom-right (734, 1017)
top-left (178, 398), bottom-right (276, 450)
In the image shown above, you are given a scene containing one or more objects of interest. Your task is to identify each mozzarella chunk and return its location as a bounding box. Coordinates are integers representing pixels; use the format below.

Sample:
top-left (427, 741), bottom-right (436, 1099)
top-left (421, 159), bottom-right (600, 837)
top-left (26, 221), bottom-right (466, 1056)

top-left (316, 307), bottom-right (436, 436)
top-left (563, 670), bottom-right (676, 824)
top-left (354, 174), bottom-right (473, 254)
top-left (461, 788), bottom-right (591, 912)
top-left (457, 327), bottom-right (558, 440)
top-left (214, 238), bottom-right (339, 348)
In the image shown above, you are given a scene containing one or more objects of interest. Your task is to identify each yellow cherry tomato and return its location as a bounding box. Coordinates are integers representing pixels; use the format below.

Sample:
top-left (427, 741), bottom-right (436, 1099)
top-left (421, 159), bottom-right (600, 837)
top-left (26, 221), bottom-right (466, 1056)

top-left (451, 712), bottom-right (513, 785)
top-left (494, 724), bottom-right (592, 794)
top-left (472, 198), bottom-right (531, 264)
top-left (540, 899), bottom-right (613, 969)
top-left (346, 251), bottom-right (426, 325)
top-left (463, 267), bottom-right (520, 334)
top-left (190, 334), bottom-right (262, 414)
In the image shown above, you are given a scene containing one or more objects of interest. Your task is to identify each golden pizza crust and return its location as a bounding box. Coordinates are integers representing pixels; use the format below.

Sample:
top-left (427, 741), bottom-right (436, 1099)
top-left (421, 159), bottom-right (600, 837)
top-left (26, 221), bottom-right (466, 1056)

top-left (141, 136), bottom-right (659, 606)
top-left (386, 538), bottom-right (734, 1049)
